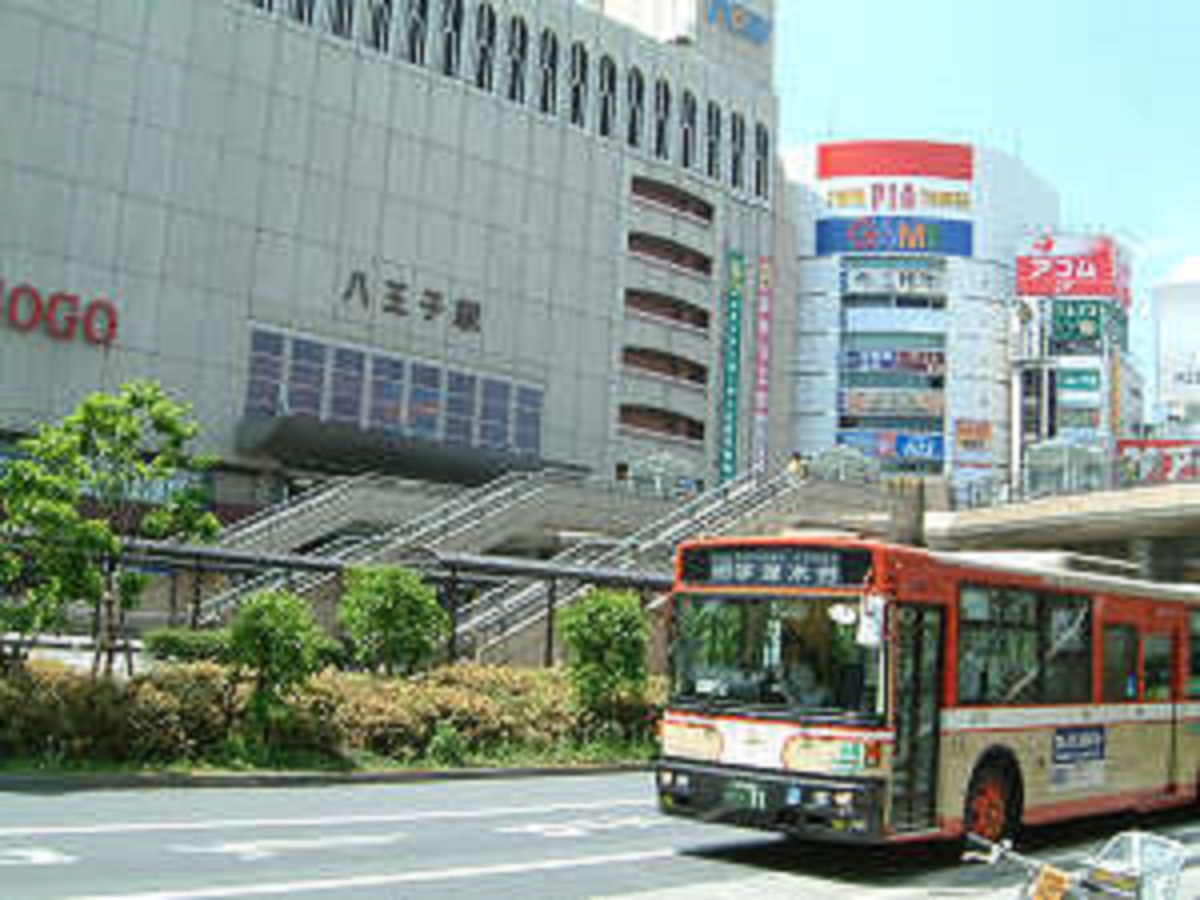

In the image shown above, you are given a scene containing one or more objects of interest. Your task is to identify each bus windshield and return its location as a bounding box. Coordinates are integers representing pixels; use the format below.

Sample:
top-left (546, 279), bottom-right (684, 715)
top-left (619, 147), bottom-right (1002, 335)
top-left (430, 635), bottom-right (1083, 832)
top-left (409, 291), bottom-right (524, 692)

top-left (670, 593), bottom-right (886, 719)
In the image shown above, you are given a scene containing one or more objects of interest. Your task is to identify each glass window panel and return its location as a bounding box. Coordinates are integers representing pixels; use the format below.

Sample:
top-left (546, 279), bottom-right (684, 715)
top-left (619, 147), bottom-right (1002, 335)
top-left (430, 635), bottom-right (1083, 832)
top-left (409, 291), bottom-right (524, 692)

top-left (369, 356), bottom-right (405, 433)
top-left (1144, 635), bottom-right (1174, 701)
top-left (409, 363), bottom-right (442, 437)
top-left (1103, 625), bottom-right (1139, 702)
top-left (1190, 612), bottom-right (1200, 699)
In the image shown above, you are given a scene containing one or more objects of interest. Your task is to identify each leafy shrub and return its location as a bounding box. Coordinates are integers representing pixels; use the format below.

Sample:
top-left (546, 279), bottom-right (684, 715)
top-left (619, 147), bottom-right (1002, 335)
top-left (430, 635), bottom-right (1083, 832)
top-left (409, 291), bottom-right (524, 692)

top-left (559, 590), bottom-right (649, 733)
top-left (145, 628), bottom-right (232, 663)
top-left (339, 566), bottom-right (449, 675)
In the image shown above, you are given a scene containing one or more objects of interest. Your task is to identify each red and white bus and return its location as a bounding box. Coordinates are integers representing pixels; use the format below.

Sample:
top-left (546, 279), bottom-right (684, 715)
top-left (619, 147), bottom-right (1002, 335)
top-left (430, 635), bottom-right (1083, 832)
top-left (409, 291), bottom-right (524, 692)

top-left (655, 533), bottom-right (1200, 843)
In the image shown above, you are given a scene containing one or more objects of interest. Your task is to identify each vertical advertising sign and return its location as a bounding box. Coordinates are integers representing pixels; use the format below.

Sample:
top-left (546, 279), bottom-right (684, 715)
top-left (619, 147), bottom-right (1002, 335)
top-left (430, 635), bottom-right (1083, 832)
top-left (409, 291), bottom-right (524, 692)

top-left (719, 251), bottom-right (746, 483)
top-left (750, 257), bottom-right (774, 472)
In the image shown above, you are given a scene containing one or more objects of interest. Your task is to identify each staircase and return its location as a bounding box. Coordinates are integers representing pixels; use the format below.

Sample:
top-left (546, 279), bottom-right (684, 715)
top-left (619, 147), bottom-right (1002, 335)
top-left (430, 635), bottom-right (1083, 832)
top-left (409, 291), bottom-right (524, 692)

top-left (198, 471), bottom-right (565, 625)
top-left (459, 467), bottom-right (817, 662)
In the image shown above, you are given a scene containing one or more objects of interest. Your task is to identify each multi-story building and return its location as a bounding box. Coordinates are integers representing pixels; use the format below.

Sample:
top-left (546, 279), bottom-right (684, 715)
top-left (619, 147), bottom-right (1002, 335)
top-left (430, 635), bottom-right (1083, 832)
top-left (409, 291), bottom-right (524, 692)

top-left (0, 0), bottom-right (789, 518)
top-left (785, 140), bottom-right (1059, 501)
top-left (1156, 277), bottom-right (1200, 430)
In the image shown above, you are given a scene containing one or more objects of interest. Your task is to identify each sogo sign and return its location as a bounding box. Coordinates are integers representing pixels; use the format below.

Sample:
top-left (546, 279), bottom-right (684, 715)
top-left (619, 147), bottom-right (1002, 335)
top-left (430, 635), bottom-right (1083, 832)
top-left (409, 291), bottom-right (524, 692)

top-left (2, 280), bottom-right (118, 346)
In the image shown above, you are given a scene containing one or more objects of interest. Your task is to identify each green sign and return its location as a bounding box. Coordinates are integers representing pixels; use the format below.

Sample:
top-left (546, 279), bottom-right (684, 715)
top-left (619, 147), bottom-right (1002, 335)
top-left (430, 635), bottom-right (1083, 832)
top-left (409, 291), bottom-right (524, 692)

top-left (1050, 299), bottom-right (1105, 354)
top-left (718, 251), bottom-right (746, 483)
top-left (1057, 369), bottom-right (1101, 392)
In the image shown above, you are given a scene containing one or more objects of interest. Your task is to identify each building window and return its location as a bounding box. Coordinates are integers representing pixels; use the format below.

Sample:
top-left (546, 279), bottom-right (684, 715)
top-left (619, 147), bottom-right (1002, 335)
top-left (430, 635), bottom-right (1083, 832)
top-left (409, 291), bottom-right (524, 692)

top-left (290, 0), bottom-right (316, 25)
top-left (515, 387), bottom-right (543, 455)
top-left (538, 28), bottom-right (559, 115)
top-left (506, 16), bottom-right (528, 104)
top-left (624, 289), bottom-right (710, 332)
top-left (627, 67), bottom-right (645, 148)
top-left (473, 3), bottom-right (497, 92)
top-left (288, 338), bottom-right (327, 418)
top-left (1144, 634), bottom-right (1174, 701)
top-left (405, 0), bottom-right (429, 65)
top-left (327, 0), bottom-right (354, 37)
top-left (440, 0), bottom-right (464, 76)
top-left (628, 232), bottom-right (713, 278)
top-left (754, 122), bottom-right (770, 199)
top-left (680, 90), bottom-right (697, 169)
top-left (251, 0), bottom-right (274, 11)
top-left (623, 347), bottom-right (707, 388)
top-left (706, 101), bottom-right (722, 180)
top-left (366, 0), bottom-right (392, 51)
top-left (653, 78), bottom-right (671, 160)
top-left (630, 176), bottom-right (714, 222)
top-left (598, 55), bottom-right (618, 138)
top-left (619, 405), bottom-right (704, 443)
top-left (409, 363), bottom-right (442, 439)
top-left (730, 112), bottom-right (746, 189)
top-left (480, 379), bottom-right (511, 449)
top-left (569, 41), bottom-right (589, 128)
top-left (445, 371), bottom-right (478, 446)
top-left (330, 348), bottom-right (366, 426)
top-left (246, 329), bottom-right (286, 417)
top-left (369, 356), bottom-right (406, 434)
top-left (1189, 611), bottom-right (1200, 698)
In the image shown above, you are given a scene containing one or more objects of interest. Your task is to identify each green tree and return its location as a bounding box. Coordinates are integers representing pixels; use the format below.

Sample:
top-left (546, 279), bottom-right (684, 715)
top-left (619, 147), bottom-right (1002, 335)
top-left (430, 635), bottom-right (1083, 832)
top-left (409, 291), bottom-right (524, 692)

top-left (0, 381), bottom-right (219, 677)
top-left (560, 589), bottom-right (649, 728)
top-left (339, 565), bottom-right (449, 676)
top-left (228, 590), bottom-right (326, 735)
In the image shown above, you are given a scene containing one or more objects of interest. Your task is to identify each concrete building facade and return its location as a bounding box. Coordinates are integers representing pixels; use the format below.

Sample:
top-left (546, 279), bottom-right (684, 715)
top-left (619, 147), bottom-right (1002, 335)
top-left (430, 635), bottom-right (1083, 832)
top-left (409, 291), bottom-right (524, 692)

top-left (0, 0), bottom-right (790, 517)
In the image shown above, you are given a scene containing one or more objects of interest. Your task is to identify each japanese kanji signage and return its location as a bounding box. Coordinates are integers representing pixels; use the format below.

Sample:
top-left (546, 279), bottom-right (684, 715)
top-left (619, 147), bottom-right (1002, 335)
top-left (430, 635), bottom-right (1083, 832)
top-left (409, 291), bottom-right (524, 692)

top-left (340, 268), bottom-right (482, 333)
top-left (719, 251), bottom-right (746, 483)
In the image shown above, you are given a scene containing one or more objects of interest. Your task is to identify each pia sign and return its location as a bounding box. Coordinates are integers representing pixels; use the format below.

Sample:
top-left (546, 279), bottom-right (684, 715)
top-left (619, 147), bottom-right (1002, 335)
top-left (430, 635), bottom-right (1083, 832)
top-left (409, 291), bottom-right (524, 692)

top-left (2, 280), bottom-right (118, 347)
top-left (817, 216), bottom-right (974, 257)
top-left (708, 0), bottom-right (771, 46)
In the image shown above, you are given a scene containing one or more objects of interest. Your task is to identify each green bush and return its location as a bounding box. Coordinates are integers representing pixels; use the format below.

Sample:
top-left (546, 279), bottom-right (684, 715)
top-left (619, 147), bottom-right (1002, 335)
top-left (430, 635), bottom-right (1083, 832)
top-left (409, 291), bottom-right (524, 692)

top-left (560, 590), bottom-right (650, 734)
top-left (339, 566), bottom-right (449, 675)
top-left (145, 628), bottom-right (232, 663)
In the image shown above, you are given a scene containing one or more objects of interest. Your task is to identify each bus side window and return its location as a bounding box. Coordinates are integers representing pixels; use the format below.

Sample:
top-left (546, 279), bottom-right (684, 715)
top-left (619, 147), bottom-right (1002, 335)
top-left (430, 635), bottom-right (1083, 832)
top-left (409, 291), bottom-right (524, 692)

top-left (1102, 625), bottom-right (1138, 703)
top-left (1143, 634), bottom-right (1174, 702)
top-left (1189, 611), bottom-right (1200, 699)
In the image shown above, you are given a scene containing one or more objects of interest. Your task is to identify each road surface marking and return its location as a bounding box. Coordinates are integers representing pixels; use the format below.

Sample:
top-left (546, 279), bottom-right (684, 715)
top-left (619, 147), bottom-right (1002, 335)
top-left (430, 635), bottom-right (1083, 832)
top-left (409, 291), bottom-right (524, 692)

top-left (71, 848), bottom-right (677, 899)
top-left (171, 832), bottom-right (409, 861)
top-left (495, 815), bottom-right (669, 838)
top-left (0, 797), bottom-right (648, 838)
top-left (0, 847), bottom-right (76, 866)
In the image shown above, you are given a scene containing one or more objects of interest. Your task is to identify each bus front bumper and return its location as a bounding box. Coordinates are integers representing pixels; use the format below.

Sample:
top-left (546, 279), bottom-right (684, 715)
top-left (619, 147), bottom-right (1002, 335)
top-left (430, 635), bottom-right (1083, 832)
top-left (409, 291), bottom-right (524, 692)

top-left (656, 759), bottom-right (886, 843)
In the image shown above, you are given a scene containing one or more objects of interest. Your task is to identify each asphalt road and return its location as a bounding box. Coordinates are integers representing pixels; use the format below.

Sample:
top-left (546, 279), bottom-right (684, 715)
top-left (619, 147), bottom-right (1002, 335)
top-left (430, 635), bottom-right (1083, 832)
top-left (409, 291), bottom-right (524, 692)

top-left (1, 772), bottom-right (1198, 899)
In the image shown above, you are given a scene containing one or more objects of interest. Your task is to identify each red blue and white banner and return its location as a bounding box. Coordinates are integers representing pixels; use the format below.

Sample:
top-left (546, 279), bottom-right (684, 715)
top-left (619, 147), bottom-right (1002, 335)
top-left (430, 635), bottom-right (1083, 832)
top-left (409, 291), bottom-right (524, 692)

top-left (818, 216), bottom-right (973, 257)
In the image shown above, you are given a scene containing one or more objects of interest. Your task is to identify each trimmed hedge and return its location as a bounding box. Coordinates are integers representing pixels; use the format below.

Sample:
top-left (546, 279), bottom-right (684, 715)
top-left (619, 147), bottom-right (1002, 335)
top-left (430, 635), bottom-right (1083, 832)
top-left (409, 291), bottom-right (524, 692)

top-left (0, 661), bottom-right (662, 768)
top-left (145, 627), bottom-right (347, 669)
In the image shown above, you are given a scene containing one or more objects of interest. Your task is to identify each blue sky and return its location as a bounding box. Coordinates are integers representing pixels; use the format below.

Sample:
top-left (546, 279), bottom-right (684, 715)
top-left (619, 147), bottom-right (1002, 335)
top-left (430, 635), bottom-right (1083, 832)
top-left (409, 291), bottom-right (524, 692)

top-left (774, 0), bottom-right (1200, 302)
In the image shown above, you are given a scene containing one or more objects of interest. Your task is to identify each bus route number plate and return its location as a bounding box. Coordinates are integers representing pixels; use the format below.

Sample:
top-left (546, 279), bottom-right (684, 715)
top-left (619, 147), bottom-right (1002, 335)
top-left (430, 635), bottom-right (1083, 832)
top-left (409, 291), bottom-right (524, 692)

top-left (723, 780), bottom-right (767, 811)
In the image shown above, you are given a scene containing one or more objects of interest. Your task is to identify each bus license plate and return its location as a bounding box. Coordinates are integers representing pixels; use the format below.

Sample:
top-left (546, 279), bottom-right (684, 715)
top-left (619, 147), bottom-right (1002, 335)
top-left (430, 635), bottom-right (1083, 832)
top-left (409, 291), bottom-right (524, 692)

top-left (723, 780), bottom-right (766, 811)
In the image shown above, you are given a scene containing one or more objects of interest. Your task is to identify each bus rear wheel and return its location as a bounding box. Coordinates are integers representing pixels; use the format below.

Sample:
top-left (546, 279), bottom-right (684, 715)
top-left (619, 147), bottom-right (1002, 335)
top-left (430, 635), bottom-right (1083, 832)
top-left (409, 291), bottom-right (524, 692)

top-left (965, 764), bottom-right (1020, 843)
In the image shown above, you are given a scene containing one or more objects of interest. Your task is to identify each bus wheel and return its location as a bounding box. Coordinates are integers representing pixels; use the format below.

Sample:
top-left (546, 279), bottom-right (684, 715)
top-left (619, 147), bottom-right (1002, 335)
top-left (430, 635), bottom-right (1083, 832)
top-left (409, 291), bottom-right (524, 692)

top-left (965, 764), bottom-right (1019, 843)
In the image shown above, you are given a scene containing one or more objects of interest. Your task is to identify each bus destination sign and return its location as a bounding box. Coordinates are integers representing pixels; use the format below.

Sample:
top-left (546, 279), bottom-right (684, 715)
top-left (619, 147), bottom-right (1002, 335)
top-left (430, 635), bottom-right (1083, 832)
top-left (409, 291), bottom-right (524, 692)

top-left (681, 546), bottom-right (872, 588)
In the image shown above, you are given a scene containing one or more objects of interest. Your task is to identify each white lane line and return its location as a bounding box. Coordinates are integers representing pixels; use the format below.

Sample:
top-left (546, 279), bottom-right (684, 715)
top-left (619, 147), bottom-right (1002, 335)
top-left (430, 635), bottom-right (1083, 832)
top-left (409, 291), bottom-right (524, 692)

top-left (0, 847), bottom-right (76, 866)
top-left (171, 832), bottom-right (409, 862)
top-left (70, 848), bottom-right (678, 899)
top-left (495, 815), bottom-right (669, 838)
top-left (0, 798), bottom-right (648, 838)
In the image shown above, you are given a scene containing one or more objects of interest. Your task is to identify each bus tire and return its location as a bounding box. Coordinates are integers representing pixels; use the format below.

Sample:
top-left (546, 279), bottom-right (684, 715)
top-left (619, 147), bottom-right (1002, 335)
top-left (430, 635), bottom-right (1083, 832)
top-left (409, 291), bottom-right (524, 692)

top-left (964, 758), bottom-right (1022, 843)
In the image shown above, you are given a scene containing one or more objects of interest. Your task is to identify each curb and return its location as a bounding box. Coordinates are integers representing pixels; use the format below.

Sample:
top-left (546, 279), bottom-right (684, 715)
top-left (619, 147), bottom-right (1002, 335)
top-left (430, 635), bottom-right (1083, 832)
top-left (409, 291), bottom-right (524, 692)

top-left (0, 762), bottom-right (651, 793)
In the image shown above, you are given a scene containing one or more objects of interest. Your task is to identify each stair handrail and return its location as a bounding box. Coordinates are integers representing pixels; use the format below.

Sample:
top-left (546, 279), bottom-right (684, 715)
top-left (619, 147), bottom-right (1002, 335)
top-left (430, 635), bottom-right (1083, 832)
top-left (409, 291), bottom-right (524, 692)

top-left (217, 473), bottom-right (379, 545)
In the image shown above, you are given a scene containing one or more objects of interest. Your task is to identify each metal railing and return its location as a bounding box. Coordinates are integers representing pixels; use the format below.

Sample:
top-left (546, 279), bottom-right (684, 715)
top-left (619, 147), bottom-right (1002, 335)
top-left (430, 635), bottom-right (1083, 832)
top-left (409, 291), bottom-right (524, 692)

top-left (217, 473), bottom-right (377, 548)
top-left (459, 467), bottom-right (807, 653)
top-left (198, 471), bottom-right (559, 624)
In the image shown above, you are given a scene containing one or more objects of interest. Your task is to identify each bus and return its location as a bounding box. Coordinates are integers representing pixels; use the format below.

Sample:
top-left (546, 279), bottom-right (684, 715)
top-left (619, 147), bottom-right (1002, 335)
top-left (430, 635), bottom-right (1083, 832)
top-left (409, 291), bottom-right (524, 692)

top-left (655, 533), bottom-right (1200, 844)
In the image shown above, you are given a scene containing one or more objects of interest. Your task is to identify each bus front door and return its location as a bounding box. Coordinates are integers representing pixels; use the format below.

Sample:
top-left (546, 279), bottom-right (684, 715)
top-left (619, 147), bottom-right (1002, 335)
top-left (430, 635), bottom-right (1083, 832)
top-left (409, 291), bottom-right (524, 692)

top-left (890, 604), bottom-right (945, 832)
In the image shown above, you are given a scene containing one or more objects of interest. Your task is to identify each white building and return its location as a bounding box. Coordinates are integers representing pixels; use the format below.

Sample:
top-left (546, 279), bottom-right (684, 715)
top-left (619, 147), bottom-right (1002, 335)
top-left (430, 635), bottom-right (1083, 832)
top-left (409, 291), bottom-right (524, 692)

top-left (1156, 278), bottom-right (1200, 430)
top-left (784, 140), bottom-right (1059, 500)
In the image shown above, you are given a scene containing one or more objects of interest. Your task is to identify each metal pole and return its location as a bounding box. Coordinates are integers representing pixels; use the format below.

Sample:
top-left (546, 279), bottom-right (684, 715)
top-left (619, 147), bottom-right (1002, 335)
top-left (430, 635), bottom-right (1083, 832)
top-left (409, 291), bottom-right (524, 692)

top-left (189, 562), bottom-right (201, 630)
top-left (446, 568), bottom-right (459, 662)
top-left (169, 571), bottom-right (179, 628)
top-left (543, 579), bottom-right (557, 668)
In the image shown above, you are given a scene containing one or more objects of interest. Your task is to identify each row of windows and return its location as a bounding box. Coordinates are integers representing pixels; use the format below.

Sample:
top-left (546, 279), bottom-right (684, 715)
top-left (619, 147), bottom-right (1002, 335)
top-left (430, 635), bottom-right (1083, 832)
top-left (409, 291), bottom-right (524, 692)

top-left (245, 327), bottom-right (543, 454)
top-left (957, 585), bottom-right (1186, 706)
top-left (624, 288), bottom-right (710, 332)
top-left (842, 295), bottom-right (948, 311)
top-left (619, 404), bottom-right (704, 443)
top-left (246, 0), bottom-right (771, 198)
top-left (622, 346), bottom-right (707, 388)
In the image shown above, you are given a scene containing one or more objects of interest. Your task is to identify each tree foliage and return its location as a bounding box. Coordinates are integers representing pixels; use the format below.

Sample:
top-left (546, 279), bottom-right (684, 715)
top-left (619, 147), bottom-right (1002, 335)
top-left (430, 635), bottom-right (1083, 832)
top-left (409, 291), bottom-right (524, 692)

top-left (339, 565), bottom-right (449, 676)
top-left (229, 591), bottom-right (326, 718)
top-left (0, 381), bottom-right (219, 676)
top-left (559, 589), bottom-right (649, 727)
